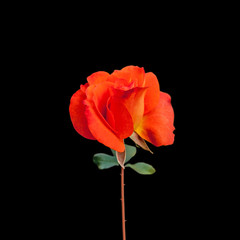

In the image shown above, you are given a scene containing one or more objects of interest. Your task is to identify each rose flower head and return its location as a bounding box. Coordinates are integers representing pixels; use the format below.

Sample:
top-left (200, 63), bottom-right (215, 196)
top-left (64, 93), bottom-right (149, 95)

top-left (69, 66), bottom-right (175, 160)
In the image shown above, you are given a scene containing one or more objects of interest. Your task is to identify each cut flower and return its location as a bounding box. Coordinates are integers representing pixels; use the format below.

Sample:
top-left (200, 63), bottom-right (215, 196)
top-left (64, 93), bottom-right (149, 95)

top-left (69, 65), bottom-right (175, 159)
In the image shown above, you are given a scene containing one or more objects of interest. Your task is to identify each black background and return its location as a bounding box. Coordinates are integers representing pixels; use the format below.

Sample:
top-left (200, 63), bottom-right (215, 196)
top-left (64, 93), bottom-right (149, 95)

top-left (7, 16), bottom-right (221, 237)
top-left (3, 3), bottom-right (232, 238)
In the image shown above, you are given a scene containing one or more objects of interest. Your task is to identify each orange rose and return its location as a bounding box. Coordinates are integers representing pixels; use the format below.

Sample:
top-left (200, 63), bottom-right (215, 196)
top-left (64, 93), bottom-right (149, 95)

top-left (69, 66), bottom-right (175, 156)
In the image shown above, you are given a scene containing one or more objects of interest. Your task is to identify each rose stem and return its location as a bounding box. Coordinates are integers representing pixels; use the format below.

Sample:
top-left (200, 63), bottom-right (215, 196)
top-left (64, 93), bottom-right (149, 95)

top-left (121, 167), bottom-right (126, 240)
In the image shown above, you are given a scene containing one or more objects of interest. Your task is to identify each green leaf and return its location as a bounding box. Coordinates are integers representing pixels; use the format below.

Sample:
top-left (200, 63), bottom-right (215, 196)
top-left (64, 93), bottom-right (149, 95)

top-left (125, 162), bottom-right (156, 175)
top-left (110, 148), bottom-right (116, 157)
top-left (93, 153), bottom-right (119, 170)
top-left (125, 144), bottom-right (137, 164)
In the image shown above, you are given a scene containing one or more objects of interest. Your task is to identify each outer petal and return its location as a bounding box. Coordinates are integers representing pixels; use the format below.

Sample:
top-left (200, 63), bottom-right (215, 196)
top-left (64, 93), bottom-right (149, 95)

top-left (136, 91), bottom-right (175, 146)
top-left (86, 82), bottom-right (114, 117)
top-left (69, 89), bottom-right (96, 140)
top-left (143, 72), bottom-right (160, 114)
top-left (84, 100), bottom-right (125, 152)
top-left (109, 66), bottom-right (145, 87)
top-left (87, 71), bottom-right (110, 85)
top-left (107, 97), bottom-right (134, 139)
top-left (80, 82), bottom-right (89, 92)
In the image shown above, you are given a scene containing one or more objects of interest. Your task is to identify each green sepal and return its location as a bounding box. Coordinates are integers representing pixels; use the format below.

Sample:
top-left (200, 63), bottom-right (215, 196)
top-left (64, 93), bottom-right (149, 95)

top-left (93, 153), bottom-right (119, 170)
top-left (110, 144), bottom-right (137, 164)
top-left (125, 162), bottom-right (156, 175)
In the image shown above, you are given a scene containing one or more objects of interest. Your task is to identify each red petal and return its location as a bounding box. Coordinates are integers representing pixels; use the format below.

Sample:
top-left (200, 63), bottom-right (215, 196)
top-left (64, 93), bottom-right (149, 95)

top-left (136, 91), bottom-right (175, 146)
top-left (144, 72), bottom-right (160, 114)
top-left (80, 82), bottom-right (89, 93)
top-left (84, 100), bottom-right (125, 152)
top-left (69, 89), bottom-right (96, 140)
top-left (87, 71), bottom-right (110, 85)
top-left (120, 66), bottom-right (145, 86)
top-left (108, 97), bottom-right (134, 139)
top-left (106, 97), bottom-right (115, 129)
top-left (111, 87), bottom-right (147, 129)
top-left (85, 82), bottom-right (114, 117)
top-left (107, 75), bottom-right (135, 91)
top-left (110, 66), bottom-right (145, 87)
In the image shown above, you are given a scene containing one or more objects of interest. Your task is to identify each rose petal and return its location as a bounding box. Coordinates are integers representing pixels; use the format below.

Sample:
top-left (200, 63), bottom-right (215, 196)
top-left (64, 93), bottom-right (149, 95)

top-left (136, 91), bottom-right (175, 146)
top-left (144, 72), bottom-right (160, 114)
top-left (86, 82), bottom-right (114, 118)
top-left (80, 82), bottom-right (89, 93)
top-left (108, 97), bottom-right (134, 139)
top-left (106, 97), bottom-right (116, 129)
top-left (110, 66), bottom-right (145, 87)
top-left (84, 100), bottom-right (125, 152)
top-left (69, 89), bottom-right (96, 140)
top-left (107, 75), bottom-right (135, 91)
top-left (111, 87), bottom-right (148, 129)
top-left (87, 71), bottom-right (110, 85)
top-left (121, 66), bottom-right (145, 86)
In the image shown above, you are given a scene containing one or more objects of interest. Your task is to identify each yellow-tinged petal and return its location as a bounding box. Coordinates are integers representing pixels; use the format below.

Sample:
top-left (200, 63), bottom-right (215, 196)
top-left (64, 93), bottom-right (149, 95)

top-left (136, 91), bottom-right (175, 147)
top-left (111, 87), bottom-right (148, 129)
